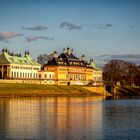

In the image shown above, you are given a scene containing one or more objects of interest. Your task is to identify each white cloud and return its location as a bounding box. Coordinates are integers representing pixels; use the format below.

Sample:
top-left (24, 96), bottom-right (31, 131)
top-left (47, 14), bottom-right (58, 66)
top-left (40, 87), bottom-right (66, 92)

top-left (0, 32), bottom-right (22, 41)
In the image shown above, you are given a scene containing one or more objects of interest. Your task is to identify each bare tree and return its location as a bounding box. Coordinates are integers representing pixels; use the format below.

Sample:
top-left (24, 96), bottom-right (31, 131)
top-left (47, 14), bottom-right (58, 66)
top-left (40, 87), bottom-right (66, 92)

top-left (103, 59), bottom-right (139, 86)
top-left (37, 53), bottom-right (53, 65)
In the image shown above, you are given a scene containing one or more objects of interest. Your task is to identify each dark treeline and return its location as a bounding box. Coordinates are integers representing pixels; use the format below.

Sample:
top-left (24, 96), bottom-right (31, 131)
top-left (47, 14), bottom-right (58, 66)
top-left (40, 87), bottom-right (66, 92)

top-left (37, 53), bottom-right (53, 65)
top-left (103, 59), bottom-right (140, 86)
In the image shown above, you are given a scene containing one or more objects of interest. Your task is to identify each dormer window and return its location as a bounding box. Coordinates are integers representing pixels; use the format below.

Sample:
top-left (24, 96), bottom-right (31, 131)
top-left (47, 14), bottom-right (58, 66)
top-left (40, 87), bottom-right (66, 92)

top-left (19, 60), bottom-right (22, 63)
top-left (9, 58), bottom-right (14, 62)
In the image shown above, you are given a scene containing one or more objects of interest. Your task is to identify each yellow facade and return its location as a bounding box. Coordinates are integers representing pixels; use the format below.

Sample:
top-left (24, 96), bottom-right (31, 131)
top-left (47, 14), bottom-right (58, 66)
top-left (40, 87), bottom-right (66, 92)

top-left (38, 70), bottom-right (54, 84)
top-left (42, 48), bottom-right (102, 85)
top-left (44, 65), bottom-right (94, 85)
top-left (44, 66), bottom-right (68, 85)
top-left (0, 50), bottom-right (41, 79)
top-left (68, 66), bottom-right (86, 81)
top-left (86, 67), bottom-right (94, 82)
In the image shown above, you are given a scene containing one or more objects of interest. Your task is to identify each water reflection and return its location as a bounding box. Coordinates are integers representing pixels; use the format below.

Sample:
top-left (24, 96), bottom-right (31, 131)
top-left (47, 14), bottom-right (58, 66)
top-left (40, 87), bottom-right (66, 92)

top-left (1, 96), bottom-right (140, 140)
top-left (0, 97), bottom-right (103, 140)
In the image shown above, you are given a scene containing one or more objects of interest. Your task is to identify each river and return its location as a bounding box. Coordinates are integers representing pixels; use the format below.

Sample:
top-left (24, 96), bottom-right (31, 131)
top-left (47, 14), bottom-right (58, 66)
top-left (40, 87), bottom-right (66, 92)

top-left (0, 96), bottom-right (140, 140)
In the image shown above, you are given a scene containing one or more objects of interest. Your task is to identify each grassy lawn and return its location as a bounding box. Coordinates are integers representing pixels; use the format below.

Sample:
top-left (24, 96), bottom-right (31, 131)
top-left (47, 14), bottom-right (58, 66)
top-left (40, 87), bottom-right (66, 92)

top-left (0, 83), bottom-right (99, 97)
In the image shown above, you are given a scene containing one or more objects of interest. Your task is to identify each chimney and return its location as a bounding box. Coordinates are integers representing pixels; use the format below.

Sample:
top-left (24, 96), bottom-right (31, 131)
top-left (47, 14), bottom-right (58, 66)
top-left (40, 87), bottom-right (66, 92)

top-left (2, 48), bottom-right (8, 53)
top-left (25, 51), bottom-right (27, 56)
top-left (71, 49), bottom-right (74, 54)
top-left (25, 51), bottom-right (29, 56)
top-left (81, 54), bottom-right (86, 61)
top-left (90, 59), bottom-right (93, 63)
top-left (67, 47), bottom-right (70, 55)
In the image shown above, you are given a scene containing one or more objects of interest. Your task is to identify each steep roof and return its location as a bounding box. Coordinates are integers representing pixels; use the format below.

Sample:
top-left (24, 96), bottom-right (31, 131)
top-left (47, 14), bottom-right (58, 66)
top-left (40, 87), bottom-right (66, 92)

top-left (90, 61), bottom-right (102, 71)
top-left (44, 48), bottom-right (101, 69)
top-left (45, 49), bottom-right (92, 67)
top-left (45, 57), bottom-right (67, 65)
top-left (0, 51), bottom-right (41, 66)
top-left (59, 53), bottom-right (79, 61)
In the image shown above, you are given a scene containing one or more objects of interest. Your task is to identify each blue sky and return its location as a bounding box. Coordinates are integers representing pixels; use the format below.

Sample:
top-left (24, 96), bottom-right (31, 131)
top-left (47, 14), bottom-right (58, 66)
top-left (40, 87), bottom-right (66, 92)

top-left (0, 0), bottom-right (140, 60)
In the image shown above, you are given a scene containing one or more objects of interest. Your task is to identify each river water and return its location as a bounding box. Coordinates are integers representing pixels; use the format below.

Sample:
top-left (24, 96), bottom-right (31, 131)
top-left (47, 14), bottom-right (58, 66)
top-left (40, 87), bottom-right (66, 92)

top-left (0, 96), bottom-right (140, 140)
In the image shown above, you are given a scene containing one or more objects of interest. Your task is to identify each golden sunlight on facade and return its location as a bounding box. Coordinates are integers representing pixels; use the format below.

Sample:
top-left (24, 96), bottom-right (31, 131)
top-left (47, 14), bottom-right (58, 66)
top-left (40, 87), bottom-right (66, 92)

top-left (42, 48), bottom-right (103, 85)
top-left (0, 49), bottom-right (41, 79)
top-left (0, 97), bottom-right (103, 139)
top-left (0, 48), bottom-right (102, 85)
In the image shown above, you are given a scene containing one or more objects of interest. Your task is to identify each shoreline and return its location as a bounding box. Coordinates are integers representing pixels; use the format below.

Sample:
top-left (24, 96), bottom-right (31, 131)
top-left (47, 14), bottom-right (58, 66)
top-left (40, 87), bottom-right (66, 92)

top-left (1, 83), bottom-right (139, 98)
top-left (0, 93), bottom-right (101, 98)
top-left (0, 83), bottom-right (105, 98)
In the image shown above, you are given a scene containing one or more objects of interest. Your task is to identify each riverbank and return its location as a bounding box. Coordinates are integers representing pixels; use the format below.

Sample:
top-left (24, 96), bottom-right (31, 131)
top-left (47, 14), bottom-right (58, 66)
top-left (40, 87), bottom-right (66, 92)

top-left (117, 86), bottom-right (140, 96)
top-left (0, 83), bottom-right (105, 97)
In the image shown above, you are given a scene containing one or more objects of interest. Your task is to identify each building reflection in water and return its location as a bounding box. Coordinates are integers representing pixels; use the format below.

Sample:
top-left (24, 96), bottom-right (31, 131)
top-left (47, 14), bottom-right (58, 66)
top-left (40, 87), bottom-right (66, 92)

top-left (0, 96), bottom-right (103, 140)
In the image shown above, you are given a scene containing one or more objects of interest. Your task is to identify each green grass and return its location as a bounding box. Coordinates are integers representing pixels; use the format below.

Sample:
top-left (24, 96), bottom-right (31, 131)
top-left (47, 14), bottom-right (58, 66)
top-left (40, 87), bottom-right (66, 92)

top-left (0, 83), bottom-right (98, 97)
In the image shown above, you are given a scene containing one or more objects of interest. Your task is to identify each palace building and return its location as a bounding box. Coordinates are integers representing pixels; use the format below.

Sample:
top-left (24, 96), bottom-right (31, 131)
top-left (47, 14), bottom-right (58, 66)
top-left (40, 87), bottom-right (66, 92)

top-left (43, 48), bottom-right (102, 85)
top-left (0, 48), bottom-right (102, 85)
top-left (38, 70), bottom-right (54, 84)
top-left (89, 59), bottom-right (103, 85)
top-left (0, 49), bottom-right (41, 79)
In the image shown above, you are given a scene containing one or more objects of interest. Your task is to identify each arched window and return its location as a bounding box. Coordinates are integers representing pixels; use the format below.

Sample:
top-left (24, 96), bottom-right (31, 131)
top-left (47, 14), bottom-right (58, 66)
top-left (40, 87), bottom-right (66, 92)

top-left (14, 72), bottom-right (16, 78)
top-left (20, 72), bottom-right (22, 78)
top-left (11, 71), bottom-right (13, 78)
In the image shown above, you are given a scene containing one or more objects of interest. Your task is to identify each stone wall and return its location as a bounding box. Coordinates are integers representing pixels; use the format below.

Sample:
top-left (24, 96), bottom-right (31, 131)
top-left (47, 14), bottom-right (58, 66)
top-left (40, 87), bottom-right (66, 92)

top-left (0, 79), bottom-right (54, 85)
top-left (84, 86), bottom-right (105, 95)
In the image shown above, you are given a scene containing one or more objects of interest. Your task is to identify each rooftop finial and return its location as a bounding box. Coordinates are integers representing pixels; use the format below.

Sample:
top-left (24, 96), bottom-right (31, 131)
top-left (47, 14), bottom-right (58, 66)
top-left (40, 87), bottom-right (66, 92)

top-left (71, 49), bottom-right (74, 54)
top-left (25, 51), bottom-right (30, 56)
top-left (53, 51), bottom-right (58, 58)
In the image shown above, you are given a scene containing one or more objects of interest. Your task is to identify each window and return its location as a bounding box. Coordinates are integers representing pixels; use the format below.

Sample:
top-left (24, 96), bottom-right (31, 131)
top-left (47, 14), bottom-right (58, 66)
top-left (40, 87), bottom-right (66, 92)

top-left (45, 74), bottom-right (47, 78)
top-left (25, 73), bottom-right (27, 78)
top-left (66, 74), bottom-right (68, 79)
top-left (73, 74), bottom-right (75, 79)
top-left (39, 74), bottom-right (41, 78)
top-left (14, 72), bottom-right (16, 78)
top-left (11, 72), bottom-right (13, 78)
top-left (19, 60), bottom-right (22, 63)
top-left (9, 58), bottom-right (14, 62)
top-left (49, 74), bottom-right (51, 79)
top-left (81, 75), bottom-right (82, 80)
top-left (70, 74), bottom-right (73, 80)
top-left (20, 72), bottom-right (22, 78)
